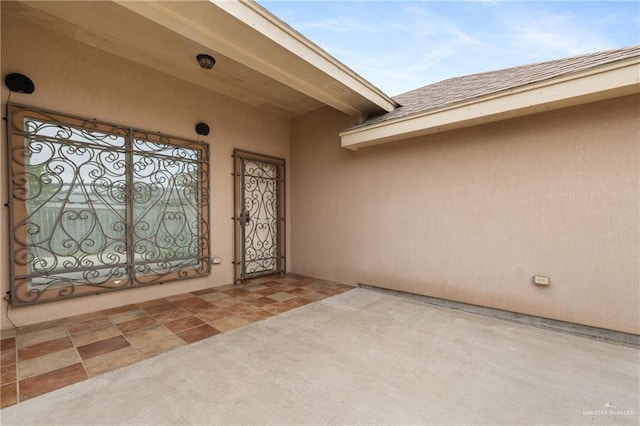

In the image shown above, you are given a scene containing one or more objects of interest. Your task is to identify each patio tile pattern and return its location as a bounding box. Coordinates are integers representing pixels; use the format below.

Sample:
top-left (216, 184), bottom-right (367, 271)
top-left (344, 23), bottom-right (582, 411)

top-left (0, 274), bottom-right (352, 409)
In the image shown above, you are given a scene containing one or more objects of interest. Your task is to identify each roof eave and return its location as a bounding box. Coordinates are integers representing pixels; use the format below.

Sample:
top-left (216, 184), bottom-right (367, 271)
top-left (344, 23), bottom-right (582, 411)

top-left (115, 0), bottom-right (397, 117)
top-left (340, 58), bottom-right (640, 151)
top-left (239, 1), bottom-right (399, 113)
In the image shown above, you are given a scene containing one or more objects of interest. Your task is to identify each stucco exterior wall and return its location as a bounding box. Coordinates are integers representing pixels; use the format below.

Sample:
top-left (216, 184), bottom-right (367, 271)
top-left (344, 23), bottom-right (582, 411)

top-left (290, 95), bottom-right (640, 334)
top-left (1, 15), bottom-right (290, 329)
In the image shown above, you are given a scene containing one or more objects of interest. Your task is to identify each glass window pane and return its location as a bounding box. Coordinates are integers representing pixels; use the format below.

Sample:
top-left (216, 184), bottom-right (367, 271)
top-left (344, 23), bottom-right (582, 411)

top-left (132, 144), bottom-right (202, 281)
top-left (24, 120), bottom-right (128, 289)
top-left (8, 105), bottom-right (210, 306)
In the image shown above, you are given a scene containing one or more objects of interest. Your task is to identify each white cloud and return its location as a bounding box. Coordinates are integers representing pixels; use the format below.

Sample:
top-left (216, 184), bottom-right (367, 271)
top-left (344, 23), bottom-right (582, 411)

top-left (295, 16), bottom-right (375, 33)
top-left (382, 21), bottom-right (413, 33)
top-left (500, 7), bottom-right (614, 58)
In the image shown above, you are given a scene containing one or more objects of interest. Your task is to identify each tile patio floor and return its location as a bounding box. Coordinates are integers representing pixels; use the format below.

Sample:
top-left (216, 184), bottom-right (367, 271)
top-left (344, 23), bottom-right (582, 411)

top-left (0, 274), bottom-right (352, 409)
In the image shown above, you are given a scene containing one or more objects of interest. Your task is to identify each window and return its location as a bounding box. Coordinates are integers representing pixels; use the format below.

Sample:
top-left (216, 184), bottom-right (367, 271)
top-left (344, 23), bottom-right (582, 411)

top-left (7, 103), bottom-right (210, 306)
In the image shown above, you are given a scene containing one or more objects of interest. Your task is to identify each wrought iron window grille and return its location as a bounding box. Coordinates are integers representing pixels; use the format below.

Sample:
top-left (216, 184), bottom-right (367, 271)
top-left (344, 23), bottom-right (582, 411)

top-left (6, 103), bottom-right (211, 307)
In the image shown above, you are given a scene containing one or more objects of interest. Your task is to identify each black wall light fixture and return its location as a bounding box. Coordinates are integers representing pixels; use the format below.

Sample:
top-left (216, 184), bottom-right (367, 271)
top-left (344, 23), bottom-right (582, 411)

top-left (5, 73), bottom-right (35, 94)
top-left (196, 54), bottom-right (216, 70)
top-left (195, 122), bottom-right (210, 136)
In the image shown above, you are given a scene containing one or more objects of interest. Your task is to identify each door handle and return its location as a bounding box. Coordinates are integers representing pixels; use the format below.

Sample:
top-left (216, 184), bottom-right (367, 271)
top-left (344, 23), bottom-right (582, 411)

top-left (240, 210), bottom-right (250, 225)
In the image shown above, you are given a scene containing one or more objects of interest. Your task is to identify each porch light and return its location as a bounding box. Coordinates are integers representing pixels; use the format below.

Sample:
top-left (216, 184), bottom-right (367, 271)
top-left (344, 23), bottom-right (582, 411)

top-left (196, 54), bottom-right (216, 70)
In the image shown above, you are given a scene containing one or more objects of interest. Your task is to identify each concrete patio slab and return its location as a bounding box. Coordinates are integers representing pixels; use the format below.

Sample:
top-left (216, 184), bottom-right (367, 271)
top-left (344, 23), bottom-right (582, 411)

top-left (1, 288), bottom-right (638, 425)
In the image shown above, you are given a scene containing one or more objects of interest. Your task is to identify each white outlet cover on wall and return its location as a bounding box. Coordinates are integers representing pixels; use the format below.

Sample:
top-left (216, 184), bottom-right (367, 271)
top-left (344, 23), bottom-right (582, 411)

top-left (532, 275), bottom-right (550, 286)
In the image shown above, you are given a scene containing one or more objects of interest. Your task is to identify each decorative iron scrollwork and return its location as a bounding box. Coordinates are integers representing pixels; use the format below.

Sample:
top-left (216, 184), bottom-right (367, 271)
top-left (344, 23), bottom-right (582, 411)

top-left (242, 159), bottom-right (279, 275)
top-left (233, 150), bottom-right (285, 282)
top-left (7, 103), bottom-right (210, 306)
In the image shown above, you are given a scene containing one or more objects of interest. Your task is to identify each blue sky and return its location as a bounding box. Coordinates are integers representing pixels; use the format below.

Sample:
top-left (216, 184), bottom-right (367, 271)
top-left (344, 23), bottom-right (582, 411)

top-left (259, 1), bottom-right (640, 95)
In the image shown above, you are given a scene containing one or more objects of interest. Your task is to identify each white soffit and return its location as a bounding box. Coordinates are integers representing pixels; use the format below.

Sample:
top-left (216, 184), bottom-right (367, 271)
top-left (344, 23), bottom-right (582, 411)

top-left (340, 59), bottom-right (640, 151)
top-left (114, 0), bottom-right (397, 116)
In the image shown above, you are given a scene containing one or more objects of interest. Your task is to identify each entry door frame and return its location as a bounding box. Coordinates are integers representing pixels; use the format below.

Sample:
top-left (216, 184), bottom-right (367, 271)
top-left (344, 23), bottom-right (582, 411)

top-left (233, 149), bottom-right (286, 283)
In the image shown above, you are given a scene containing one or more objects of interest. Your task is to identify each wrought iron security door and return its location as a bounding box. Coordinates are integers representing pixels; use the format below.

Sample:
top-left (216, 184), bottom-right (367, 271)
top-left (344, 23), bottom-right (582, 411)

top-left (233, 150), bottom-right (285, 282)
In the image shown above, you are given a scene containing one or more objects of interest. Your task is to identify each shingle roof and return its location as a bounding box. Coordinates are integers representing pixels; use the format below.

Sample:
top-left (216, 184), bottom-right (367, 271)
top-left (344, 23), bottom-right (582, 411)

top-left (348, 46), bottom-right (640, 131)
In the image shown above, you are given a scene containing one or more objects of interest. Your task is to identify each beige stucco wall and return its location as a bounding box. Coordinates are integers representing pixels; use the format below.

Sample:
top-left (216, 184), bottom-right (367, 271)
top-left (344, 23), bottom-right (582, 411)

top-left (290, 95), bottom-right (640, 334)
top-left (1, 15), bottom-right (291, 329)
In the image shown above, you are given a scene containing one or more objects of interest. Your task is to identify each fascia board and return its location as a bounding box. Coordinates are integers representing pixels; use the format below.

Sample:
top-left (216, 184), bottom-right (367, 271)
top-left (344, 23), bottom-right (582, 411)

top-left (114, 0), bottom-right (397, 116)
top-left (340, 60), bottom-right (640, 151)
